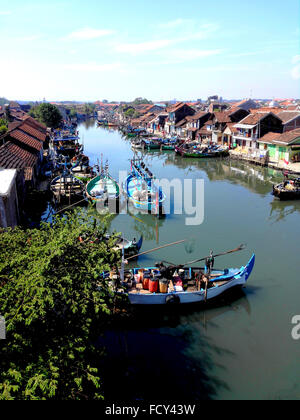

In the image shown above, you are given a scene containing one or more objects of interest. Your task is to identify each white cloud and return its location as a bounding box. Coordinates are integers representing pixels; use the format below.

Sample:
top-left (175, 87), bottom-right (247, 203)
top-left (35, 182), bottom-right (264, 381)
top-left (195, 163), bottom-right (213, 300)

top-left (291, 55), bottom-right (300, 79)
top-left (63, 62), bottom-right (123, 72)
top-left (159, 18), bottom-right (193, 28)
top-left (115, 39), bottom-right (173, 54)
top-left (0, 11), bottom-right (11, 15)
top-left (66, 28), bottom-right (116, 41)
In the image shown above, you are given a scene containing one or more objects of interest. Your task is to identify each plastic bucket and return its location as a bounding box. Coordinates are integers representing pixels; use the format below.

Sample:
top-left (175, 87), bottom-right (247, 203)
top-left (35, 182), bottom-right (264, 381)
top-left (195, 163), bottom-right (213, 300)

top-left (159, 279), bottom-right (168, 294)
top-left (149, 278), bottom-right (159, 293)
top-left (143, 274), bottom-right (150, 290)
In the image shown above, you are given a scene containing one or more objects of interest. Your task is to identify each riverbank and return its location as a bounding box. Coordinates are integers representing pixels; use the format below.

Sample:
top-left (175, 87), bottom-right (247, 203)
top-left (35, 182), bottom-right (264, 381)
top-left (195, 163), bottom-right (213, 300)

top-left (230, 149), bottom-right (300, 175)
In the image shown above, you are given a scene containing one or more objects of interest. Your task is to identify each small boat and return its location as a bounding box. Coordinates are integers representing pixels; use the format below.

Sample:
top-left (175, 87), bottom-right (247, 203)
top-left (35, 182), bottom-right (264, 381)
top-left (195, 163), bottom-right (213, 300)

top-left (50, 173), bottom-right (86, 204)
top-left (176, 144), bottom-right (229, 158)
top-left (111, 235), bottom-right (143, 259)
top-left (102, 254), bottom-right (255, 305)
top-left (123, 158), bottom-right (165, 213)
top-left (142, 139), bottom-right (161, 150)
top-left (71, 165), bottom-right (96, 183)
top-left (273, 178), bottom-right (300, 200)
top-left (86, 162), bottom-right (120, 203)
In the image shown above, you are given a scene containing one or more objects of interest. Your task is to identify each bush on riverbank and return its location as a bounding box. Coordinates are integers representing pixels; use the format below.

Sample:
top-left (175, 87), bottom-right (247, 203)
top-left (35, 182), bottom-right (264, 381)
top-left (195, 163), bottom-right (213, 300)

top-left (0, 209), bottom-right (123, 400)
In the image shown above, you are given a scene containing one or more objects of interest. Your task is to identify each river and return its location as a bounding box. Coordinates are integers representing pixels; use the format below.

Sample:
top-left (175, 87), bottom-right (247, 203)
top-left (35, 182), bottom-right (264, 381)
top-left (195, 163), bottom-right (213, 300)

top-left (78, 119), bottom-right (300, 401)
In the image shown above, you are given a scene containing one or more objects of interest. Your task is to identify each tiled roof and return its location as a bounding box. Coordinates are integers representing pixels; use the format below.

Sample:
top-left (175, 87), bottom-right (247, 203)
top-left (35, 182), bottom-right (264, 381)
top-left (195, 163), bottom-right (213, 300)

top-left (9, 130), bottom-right (43, 152)
top-left (167, 102), bottom-right (185, 113)
top-left (175, 118), bottom-right (187, 128)
top-left (188, 111), bottom-right (209, 121)
top-left (277, 111), bottom-right (300, 123)
top-left (0, 141), bottom-right (38, 169)
top-left (257, 132), bottom-right (281, 144)
top-left (8, 120), bottom-right (46, 142)
top-left (213, 112), bottom-right (232, 123)
top-left (22, 116), bottom-right (47, 133)
top-left (259, 129), bottom-right (300, 145)
top-left (237, 112), bottom-right (271, 126)
top-left (225, 122), bottom-right (239, 134)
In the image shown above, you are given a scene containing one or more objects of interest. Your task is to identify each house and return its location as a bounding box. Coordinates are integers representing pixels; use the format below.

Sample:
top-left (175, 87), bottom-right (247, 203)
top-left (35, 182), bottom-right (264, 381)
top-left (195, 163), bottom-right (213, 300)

top-left (257, 129), bottom-right (300, 164)
top-left (277, 111), bottom-right (300, 133)
top-left (164, 103), bottom-right (195, 135)
top-left (0, 169), bottom-right (20, 228)
top-left (232, 112), bottom-right (283, 150)
top-left (211, 108), bottom-right (249, 144)
top-left (0, 119), bottom-right (46, 187)
top-left (234, 99), bottom-right (259, 111)
top-left (208, 103), bottom-right (228, 113)
top-left (197, 120), bottom-right (214, 143)
top-left (148, 113), bottom-right (168, 134)
top-left (185, 112), bottom-right (212, 140)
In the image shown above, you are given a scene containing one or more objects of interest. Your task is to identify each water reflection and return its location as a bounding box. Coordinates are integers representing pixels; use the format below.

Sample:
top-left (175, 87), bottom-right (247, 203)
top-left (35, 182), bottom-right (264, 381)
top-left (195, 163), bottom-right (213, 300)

top-left (164, 154), bottom-right (283, 197)
top-left (269, 199), bottom-right (300, 223)
top-left (99, 288), bottom-right (251, 401)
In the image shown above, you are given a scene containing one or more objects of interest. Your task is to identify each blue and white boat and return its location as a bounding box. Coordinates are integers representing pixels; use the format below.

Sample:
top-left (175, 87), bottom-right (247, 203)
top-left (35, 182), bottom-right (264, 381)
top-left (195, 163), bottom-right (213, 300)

top-left (123, 158), bottom-right (165, 213)
top-left (102, 254), bottom-right (256, 305)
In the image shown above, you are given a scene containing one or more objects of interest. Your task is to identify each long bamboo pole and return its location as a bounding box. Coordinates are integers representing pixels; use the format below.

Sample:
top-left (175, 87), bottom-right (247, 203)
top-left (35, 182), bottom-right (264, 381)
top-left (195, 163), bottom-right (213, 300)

top-left (126, 239), bottom-right (187, 261)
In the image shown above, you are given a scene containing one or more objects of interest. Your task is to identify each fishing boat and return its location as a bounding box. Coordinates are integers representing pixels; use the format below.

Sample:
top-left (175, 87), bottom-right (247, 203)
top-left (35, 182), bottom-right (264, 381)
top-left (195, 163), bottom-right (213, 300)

top-left (142, 139), bottom-right (161, 150)
top-left (86, 161), bottom-right (120, 203)
top-left (50, 173), bottom-right (86, 205)
top-left (71, 164), bottom-right (96, 183)
top-left (272, 178), bottom-right (300, 200)
top-left (112, 235), bottom-right (143, 259)
top-left (175, 143), bottom-right (229, 158)
top-left (123, 158), bottom-right (165, 213)
top-left (102, 252), bottom-right (255, 306)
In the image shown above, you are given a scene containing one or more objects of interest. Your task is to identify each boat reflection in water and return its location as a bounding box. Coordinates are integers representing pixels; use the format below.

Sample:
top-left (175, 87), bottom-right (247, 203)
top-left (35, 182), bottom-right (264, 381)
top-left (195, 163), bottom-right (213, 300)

top-left (269, 199), bottom-right (300, 223)
top-left (165, 153), bottom-right (284, 197)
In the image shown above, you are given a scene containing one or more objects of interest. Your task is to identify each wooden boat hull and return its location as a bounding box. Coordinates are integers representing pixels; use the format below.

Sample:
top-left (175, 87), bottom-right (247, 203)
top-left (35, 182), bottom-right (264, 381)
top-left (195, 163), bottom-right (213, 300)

top-left (103, 255), bottom-right (255, 305)
top-left (50, 175), bottom-right (85, 204)
top-left (273, 186), bottom-right (300, 200)
top-left (124, 174), bottom-right (165, 212)
top-left (86, 174), bottom-right (120, 203)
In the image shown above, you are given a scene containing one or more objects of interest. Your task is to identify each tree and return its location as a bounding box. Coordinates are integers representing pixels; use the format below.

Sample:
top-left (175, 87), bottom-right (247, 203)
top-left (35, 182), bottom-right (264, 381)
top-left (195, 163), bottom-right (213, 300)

top-left (0, 118), bottom-right (8, 135)
top-left (0, 209), bottom-right (125, 400)
top-left (124, 108), bottom-right (135, 118)
top-left (29, 103), bottom-right (63, 128)
top-left (132, 98), bottom-right (153, 105)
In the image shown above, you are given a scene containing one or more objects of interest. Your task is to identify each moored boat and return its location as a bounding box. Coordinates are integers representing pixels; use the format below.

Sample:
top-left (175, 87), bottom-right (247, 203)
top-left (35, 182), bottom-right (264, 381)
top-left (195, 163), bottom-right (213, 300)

top-left (50, 173), bottom-right (86, 205)
top-left (86, 162), bottom-right (120, 203)
top-left (123, 158), bottom-right (165, 213)
top-left (272, 178), bottom-right (300, 200)
top-left (102, 254), bottom-right (255, 305)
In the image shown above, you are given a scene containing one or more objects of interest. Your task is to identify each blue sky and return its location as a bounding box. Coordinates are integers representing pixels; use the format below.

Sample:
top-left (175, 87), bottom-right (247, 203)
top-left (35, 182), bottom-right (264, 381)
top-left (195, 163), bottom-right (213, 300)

top-left (0, 0), bottom-right (299, 101)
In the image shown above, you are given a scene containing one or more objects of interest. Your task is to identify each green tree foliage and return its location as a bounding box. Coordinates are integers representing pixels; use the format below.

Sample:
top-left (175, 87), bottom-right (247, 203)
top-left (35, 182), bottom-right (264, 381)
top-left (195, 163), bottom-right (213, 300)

top-left (132, 97), bottom-right (152, 105)
top-left (0, 118), bottom-right (8, 135)
top-left (0, 209), bottom-right (123, 400)
top-left (29, 103), bottom-right (63, 129)
top-left (124, 108), bottom-right (135, 118)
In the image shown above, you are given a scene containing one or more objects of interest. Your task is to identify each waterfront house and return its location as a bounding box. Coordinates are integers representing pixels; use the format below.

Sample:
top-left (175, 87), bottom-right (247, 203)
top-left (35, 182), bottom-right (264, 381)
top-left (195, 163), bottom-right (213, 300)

top-left (232, 112), bottom-right (283, 150)
top-left (257, 129), bottom-right (300, 164)
top-left (277, 111), bottom-right (300, 133)
top-left (148, 113), bottom-right (168, 134)
top-left (0, 169), bottom-right (20, 228)
top-left (164, 103), bottom-right (195, 135)
top-left (211, 108), bottom-right (249, 144)
top-left (0, 119), bottom-right (45, 187)
top-left (185, 112), bottom-right (212, 140)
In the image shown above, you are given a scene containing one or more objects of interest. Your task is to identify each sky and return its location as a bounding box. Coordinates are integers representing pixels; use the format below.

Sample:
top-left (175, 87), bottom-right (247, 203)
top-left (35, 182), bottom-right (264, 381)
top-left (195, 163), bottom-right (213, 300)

top-left (0, 0), bottom-right (299, 102)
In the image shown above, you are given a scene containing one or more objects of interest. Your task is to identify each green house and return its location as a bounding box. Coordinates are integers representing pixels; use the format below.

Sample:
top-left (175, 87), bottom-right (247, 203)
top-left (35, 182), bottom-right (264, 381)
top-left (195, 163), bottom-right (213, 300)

top-left (258, 129), bottom-right (300, 164)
